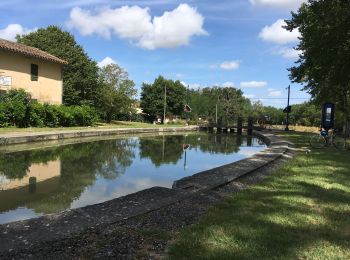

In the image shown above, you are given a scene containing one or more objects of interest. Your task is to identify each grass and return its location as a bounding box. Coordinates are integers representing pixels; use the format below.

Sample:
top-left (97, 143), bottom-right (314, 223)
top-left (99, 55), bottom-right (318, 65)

top-left (0, 121), bottom-right (185, 134)
top-left (167, 131), bottom-right (350, 259)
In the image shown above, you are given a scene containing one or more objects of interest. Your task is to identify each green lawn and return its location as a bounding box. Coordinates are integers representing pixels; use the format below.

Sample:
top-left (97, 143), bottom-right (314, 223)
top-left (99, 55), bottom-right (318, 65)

top-left (168, 132), bottom-right (350, 259)
top-left (0, 121), bottom-right (185, 134)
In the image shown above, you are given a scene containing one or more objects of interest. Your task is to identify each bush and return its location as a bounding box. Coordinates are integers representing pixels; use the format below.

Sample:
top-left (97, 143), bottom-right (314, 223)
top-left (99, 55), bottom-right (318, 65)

top-left (43, 104), bottom-right (60, 127)
top-left (28, 102), bottom-right (45, 127)
top-left (57, 105), bottom-right (74, 127)
top-left (0, 89), bottom-right (98, 128)
top-left (0, 103), bottom-right (7, 127)
top-left (72, 105), bottom-right (98, 126)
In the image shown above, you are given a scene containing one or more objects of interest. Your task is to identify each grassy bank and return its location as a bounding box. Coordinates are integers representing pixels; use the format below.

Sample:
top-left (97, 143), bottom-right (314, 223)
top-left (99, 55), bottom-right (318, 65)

top-left (168, 131), bottom-right (350, 259)
top-left (0, 121), bottom-right (185, 134)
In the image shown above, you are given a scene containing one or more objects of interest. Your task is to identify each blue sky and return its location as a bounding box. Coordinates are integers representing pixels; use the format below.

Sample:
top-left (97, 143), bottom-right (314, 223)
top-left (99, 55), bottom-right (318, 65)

top-left (0, 0), bottom-right (310, 107)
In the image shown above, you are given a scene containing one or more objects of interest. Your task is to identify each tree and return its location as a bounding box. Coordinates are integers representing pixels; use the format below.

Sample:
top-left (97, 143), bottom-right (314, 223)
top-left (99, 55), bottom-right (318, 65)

top-left (187, 86), bottom-right (251, 122)
top-left (97, 64), bottom-right (137, 122)
top-left (285, 0), bottom-right (350, 133)
top-left (140, 76), bottom-right (186, 121)
top-left (17, 26), bottom-right (100, 106)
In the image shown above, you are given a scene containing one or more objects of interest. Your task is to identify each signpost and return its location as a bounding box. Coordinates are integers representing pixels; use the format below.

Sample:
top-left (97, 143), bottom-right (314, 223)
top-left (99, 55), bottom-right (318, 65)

top-left (184, 104), bottom-right (191, 113)
top-left (321, 103), bottom-right (335, 130)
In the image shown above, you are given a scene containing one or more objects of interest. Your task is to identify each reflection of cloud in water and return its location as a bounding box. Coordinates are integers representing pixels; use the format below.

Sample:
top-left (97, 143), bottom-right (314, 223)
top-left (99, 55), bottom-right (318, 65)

top-left (70, 177), bottom-right (170, 208)
top-left (0, 207), bottom-right (43, 224)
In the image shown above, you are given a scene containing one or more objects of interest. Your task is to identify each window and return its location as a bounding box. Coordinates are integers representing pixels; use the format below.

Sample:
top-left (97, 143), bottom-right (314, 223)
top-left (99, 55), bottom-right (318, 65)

top-left (31, 64), bottom-right (38, 81)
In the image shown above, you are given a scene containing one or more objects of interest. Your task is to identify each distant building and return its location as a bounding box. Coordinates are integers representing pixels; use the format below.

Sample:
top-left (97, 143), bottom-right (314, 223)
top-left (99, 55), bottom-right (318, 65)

top-left (0, 38), bottom-right (67, 104)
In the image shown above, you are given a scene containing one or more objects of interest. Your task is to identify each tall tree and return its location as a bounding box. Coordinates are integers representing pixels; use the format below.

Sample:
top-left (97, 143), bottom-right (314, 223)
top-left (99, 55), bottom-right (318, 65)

top-left (17, 26), bottom-right (100, 106)
top-left (188, 86), bottom-right (251, 122)
top-left (97, 63), bottom-right (136, 122)
top-left (285, 0), bottom-right (350, 133)
top-left (140, 76), bottom-right (186, 121)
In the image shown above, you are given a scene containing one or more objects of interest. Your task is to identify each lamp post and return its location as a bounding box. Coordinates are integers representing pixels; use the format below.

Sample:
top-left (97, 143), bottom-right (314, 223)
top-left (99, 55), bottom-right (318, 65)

top-left (285, 85), bottom-right (290, 131)
top-left (163, 85), bottom-right (167, 124)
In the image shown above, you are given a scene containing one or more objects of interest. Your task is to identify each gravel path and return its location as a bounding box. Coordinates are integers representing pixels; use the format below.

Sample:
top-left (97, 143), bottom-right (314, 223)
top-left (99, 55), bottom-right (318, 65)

top-left (1, 148), bottom-right (293, 260)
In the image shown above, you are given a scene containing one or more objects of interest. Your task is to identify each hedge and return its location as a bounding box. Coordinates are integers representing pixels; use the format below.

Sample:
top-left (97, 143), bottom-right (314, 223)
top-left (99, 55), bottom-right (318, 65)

top-left (0, 89), bottom-right (98, 128)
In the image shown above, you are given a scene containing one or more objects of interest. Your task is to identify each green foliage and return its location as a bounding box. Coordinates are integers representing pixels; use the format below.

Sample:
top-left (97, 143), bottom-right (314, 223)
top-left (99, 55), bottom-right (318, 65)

top-left (188, 86), bottom-right (251, 122)
top-left (96, 63), bottom-right (137, 122)
top-left (0, 89), bottom-right (97, 127)
top-left (289, 102), bottom-right (322, 127)
top-left (140, 76), bottom-right (186, 120)
top-left (0, 89), bottom-right (31, 127)
top-left (16, 26), bottom-right (100, 106)
top-left (286, 0), bottom-right (350, 131)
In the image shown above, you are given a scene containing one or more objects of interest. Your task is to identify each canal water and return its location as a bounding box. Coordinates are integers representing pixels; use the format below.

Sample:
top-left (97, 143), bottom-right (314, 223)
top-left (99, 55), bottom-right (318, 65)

top-left (0, 132), bottom-right (266, 224)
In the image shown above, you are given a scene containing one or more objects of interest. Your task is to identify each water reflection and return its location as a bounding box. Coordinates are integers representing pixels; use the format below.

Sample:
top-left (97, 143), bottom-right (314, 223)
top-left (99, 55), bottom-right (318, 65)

top-left (0, 133), bottom-right (265, 224)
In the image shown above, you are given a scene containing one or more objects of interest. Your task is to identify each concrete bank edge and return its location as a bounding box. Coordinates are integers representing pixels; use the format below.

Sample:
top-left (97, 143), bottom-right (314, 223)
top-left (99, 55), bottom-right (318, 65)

top-left (0, 126), bottom-right (199, 146)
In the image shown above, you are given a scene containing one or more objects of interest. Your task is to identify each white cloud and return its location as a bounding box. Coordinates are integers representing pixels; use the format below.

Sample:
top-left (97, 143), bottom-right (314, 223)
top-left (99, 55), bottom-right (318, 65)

top-left (243, 94), bottom-right (255, 99)
top-left (259, 19), bottom-right (299, 45)
top-left (180, 81), bottom-right (201, 89)
top-left (249, 0), bottom-right (306, 9)
top-left (219, 61), bottom-right (240, 70)
top-left (0, 24), bottom-right (36, 41)
top-left (68, 4), bottom-right (207, 50)
top-left (222, 81), bottom-right (235, 87)
top-left (240, 81), bottom-right (267, 88)
top-left (97, 56), bottom-right (117, 67)
top-left (277, 47), bottom-right (301, 59)
top-left (268, 90), bottom-right (282, 97)
top-left (210, 60), bottom-right (240, 70)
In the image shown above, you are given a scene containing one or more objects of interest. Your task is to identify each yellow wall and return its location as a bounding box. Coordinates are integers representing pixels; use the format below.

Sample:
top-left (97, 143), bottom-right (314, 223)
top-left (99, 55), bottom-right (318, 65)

top-left (0, 50), bottom-right (63, 104)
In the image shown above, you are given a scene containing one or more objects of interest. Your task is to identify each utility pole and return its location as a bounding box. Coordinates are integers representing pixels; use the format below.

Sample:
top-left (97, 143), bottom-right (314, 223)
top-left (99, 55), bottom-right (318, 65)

top-left (285, 85), bottom-right (290, 131)
top-left (163, 85), bottom-right (167, 124)
top-left (215, 103), bottom-right (218, 124)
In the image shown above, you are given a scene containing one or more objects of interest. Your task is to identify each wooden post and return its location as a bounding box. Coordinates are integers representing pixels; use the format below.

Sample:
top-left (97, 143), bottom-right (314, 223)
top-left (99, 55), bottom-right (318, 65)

top-left (237, 117), bottom-right (243, 135)
top-left (248, 117), bottom-right (253, 135)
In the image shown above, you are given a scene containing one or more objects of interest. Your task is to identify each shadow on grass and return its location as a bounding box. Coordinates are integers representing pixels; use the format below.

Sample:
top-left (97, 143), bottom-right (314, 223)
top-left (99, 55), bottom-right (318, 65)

top-left (168, 132), bottom-right (350, 259)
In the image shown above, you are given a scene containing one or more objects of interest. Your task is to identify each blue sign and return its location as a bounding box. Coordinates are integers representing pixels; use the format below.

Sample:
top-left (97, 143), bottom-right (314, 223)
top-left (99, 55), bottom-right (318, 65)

top-left (322, 103), bottom-right (335, 130)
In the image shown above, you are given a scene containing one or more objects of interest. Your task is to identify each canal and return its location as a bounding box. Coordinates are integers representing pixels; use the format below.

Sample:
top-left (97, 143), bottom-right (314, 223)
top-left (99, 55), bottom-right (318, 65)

top-left (0, 132), bottom-right (266, 224)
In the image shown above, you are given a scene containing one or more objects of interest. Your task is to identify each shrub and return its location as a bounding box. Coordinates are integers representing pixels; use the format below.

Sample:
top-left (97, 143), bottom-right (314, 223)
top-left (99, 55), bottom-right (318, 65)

top-left (28, 102), bottom-right (45, 127)
top-left (0, 103), bottom-right (7, 127)
top-left (0, 89), bottom-right (98, 128)
top-left (57, 105), bottom-right (75, 127)
top-left (43, 104), bottom-right (60, 127)
top-left (72, 105), bottom-right (98, 126)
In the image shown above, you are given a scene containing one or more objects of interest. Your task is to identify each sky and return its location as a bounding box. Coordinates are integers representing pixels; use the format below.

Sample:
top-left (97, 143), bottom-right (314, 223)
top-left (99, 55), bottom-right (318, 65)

top-left (0, 0), bottom-right (310, 108)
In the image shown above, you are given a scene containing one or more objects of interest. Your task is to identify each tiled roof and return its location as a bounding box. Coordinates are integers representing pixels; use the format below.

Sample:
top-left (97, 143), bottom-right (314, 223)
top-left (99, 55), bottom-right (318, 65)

top-left (0, 38), bottom-right (68, 65)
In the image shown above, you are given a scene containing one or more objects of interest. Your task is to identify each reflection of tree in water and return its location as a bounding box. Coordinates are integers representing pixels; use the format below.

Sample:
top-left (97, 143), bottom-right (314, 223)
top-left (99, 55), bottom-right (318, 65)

top-left (186, 133), bottom-right (241, 154)
top-left (139, 133), bottom-right (243, 168)
top-left (0, 139), bottom-right (136, 214)
top-left (0, 147), bottom-right (74, 180)
top-left (139, 135), bottom-right (185, 167)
